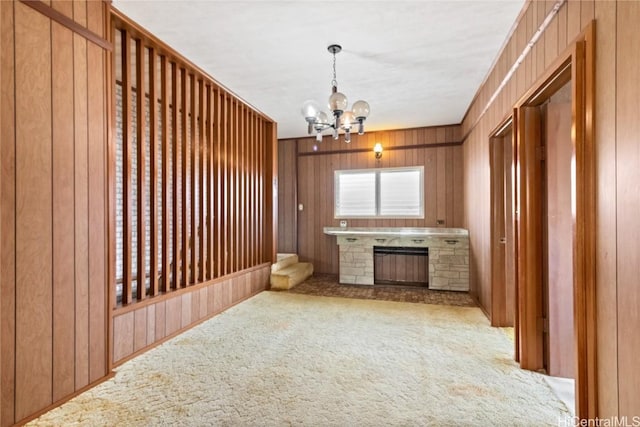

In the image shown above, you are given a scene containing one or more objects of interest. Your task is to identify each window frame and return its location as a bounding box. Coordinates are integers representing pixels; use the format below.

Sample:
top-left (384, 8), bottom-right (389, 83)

top-left (334, 166), bottom-right (425, 219)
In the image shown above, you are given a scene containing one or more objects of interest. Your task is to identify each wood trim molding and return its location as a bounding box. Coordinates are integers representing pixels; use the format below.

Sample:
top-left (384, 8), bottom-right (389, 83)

top-left (298, 141), bottom-right (462, 157)
top-left (19, 0), bottom-right (113, 51)
top-left (515, 21), bottom-right (597, 420)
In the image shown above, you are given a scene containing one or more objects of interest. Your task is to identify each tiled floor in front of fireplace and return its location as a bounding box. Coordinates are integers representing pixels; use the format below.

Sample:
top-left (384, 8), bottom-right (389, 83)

top-left (281, 274), bottom-right (477, 307)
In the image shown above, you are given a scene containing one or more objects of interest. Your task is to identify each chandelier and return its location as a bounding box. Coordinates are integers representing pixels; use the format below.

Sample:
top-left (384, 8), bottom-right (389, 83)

top-left (300, 44), bottom-right (370, 144)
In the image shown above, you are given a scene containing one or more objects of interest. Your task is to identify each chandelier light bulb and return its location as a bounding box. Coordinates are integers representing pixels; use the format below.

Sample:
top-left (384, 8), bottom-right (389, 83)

top-left (340, 111), bottom-right (355, 129)
top-left (301, 100), bottom-right (320, 121)
top-left (315, 111), bottom-right (329, 126)
top-left (352, 100), bottom-right (370, 120)
top-left (329, 91), bottom-right (348, 113)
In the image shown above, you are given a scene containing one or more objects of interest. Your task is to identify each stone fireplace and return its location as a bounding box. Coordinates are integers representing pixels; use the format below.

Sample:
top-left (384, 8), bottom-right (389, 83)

top-left (324, 227), bottom-right (469, 291)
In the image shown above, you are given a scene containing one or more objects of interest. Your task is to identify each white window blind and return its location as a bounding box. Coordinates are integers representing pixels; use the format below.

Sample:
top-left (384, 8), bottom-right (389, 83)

top-left (379, 169), bottom-right (422, 216)
top-left (334, 166), bottom-right (424, 218)
top-left (335, 171), bottom-right (376, 217)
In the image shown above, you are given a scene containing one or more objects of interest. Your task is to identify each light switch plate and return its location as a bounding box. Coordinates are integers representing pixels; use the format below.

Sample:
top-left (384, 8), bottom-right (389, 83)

top-left (340, 220), bottom-right (347, 228)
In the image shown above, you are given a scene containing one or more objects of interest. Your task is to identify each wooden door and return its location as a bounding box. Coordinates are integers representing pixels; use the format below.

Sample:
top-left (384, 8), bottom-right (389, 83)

top-left (490, 136), bottom-right (507, 326)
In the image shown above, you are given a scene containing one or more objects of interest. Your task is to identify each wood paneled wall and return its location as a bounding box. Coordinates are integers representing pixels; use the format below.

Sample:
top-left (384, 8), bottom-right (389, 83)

top-left (110, 11), bottom-right (276, 365)
top-left (0, 1), bottom-right (110, 425)
top-left (461, 0), bottom-right (639, 418)
top-left (278, 125), bottom-right (463, 275)
top-left (112, 264), bottom-right (270, 365)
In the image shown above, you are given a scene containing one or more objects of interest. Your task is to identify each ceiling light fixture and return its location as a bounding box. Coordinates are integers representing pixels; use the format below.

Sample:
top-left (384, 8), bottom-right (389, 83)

top-left (301, 44), bottom-right (370, 144)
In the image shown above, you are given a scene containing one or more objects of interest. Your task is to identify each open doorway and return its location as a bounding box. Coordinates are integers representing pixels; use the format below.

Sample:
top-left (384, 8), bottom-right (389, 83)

top-left (490, 118), bottom-right (519, 361)
top-left (518, 69), bottom-right (578, 416)
top-left (489, 120), bottom-right (518, 329)
top-left (515, 24), bottom-right (596, 419)
top-left (541, 82), bottom-right (575, 380)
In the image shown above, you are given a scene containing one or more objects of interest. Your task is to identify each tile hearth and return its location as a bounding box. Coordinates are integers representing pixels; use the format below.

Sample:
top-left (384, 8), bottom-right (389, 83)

top-left (281, 274), bottom-right (476, 307)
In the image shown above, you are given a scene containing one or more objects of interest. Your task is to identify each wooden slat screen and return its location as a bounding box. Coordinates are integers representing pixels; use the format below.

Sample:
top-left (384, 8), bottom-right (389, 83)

top-left (112, 16), bottom-right (275, 308)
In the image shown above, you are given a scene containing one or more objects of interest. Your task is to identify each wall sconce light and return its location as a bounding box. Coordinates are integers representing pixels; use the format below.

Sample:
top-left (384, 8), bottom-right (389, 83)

top-left (373, 143), bottom-right (383, 160)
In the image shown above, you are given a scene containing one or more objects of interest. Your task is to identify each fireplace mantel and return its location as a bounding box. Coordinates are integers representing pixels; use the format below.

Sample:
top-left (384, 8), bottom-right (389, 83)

top-left (324, 227), bottom-right (469, 291)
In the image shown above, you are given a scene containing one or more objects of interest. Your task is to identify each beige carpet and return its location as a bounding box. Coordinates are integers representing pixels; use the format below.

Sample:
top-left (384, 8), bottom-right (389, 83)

top-left (29, 292), bottom-right (570, 426)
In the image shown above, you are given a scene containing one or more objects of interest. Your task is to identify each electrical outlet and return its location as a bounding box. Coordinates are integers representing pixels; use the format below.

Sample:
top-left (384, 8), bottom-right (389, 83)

top-left (340, 220), bottom-right (347, 228)
top-left (436, 219), bottom-right (445, 225)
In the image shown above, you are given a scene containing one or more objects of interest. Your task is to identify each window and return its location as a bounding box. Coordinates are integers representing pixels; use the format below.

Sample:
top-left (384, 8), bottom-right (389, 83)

top-left (335, 166), bottom-right (424, 218)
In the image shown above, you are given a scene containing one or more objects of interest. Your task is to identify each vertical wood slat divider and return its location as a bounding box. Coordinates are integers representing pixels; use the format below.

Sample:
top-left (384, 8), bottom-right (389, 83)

top-left (108, 17), bottom-right (117, 316)
top-left (253, 113), bottom-right (258, 265)
top-left (110, 15), bottom-right (277, 311)
top-left (218, 92), bottom-right (225, 277)
top-left (135, 38), bottom-right (146, 301)
top-left (207, 86), bottom-right (214, 279)
top-left (256, 118), bottom-right (261, 263)
top-left (258, 118), bottom-right (262, 262)
top-left (239, 106), bottom-right (245, 270)
top-left (248, 112), bottom-right (254, 266)
top-left (225, 95), bottom-right (232, 275)
top-left (180, 68), bottom-right (189, 287)
top-left (258, 115), bottom-right (262, 264)
top-left (253, 114), bottom-right (258, 265)
top-left (214, 89), bottom-right (222, 278)
top-left (190, 74), bottom-right (197, 284)
top-left (249, 110), bottom-right (254, 266)
top-left (198, 80), bottom-right (206, 281)
top-left (234, 100), bottom-right (240, 272)
top-left (171, 62), bottom-right (180, 290)
top-left (160, 55), bottom-right (170, 293)
top-left (121, 30), bottom-right (133, 304)
top-left (245, 108), bottom-right (250, 267)
top-left (149, 46), bottom-right (159, 297)
top-left (229, 98), bottom-right (236, 273)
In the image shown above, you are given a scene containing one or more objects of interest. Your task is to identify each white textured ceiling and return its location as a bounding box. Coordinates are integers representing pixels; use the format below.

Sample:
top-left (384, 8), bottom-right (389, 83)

top-left (112, 1), bottom-right (524, 139)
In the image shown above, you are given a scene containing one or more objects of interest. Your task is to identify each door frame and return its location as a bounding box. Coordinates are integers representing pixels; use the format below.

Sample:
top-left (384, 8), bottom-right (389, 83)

top-left (489, 117), bottom-right (517, 329)
top-left (515, 22), bottom-right (596, 419)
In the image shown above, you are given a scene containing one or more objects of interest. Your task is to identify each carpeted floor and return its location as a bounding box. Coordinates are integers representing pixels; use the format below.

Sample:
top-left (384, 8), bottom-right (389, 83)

top-left (285, 274), bottom-right (477, 307)
top-left (29, 292), bottom-right (570, 426)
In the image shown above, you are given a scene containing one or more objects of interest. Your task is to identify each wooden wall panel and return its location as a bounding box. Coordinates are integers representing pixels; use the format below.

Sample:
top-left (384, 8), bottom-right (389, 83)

top-left (616, 1), bottom-right (640, 417)
top-left (14, 3), bottom-right (53, 419)
top-left (146, 304), bottom-right (156, 346)
top-left (1, 1), bottom-right (16, 424)
top-left (112, 311), bottom-right (134, 363)
top-left (154, 300), bottom-right (166, 341)
top-left (111, 264), bottom-right (270, 365)
top-left (51, 20), bottom-right (76, 403)
top-left (87, 41), bottom-right (107, 383)
top-left (277, 139), bottom-right (297, 253)
top-left (279, 125), bottom-right (463, 275)
top-left (165, 295), bottom-right (181, 336)
top-left (593, 0), bottom-right (618, 417)
top-left (73, 31), bottom-right (90, 391)
top-left (181, 293), bottom-right (192, 328)
top-left (134, 307), bottom-right (147, 352)
top-left (1, 2), bottom-right (111, 425)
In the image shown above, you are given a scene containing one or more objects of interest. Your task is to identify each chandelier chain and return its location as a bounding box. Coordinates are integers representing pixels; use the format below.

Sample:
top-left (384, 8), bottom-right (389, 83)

top-left (331, 51), bottom-right (338, 87)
